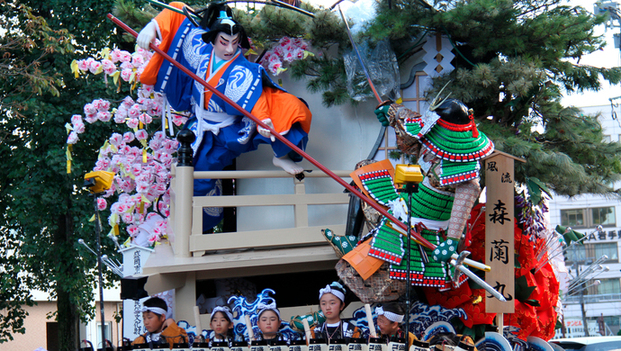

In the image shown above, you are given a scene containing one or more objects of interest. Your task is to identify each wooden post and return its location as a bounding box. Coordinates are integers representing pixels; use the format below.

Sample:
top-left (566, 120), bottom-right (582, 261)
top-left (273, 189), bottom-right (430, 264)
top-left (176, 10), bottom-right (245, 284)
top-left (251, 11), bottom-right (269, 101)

top-left (172, 129), bottom-right (195, 258)
top-left (484, 151), bottom-right (525, 315)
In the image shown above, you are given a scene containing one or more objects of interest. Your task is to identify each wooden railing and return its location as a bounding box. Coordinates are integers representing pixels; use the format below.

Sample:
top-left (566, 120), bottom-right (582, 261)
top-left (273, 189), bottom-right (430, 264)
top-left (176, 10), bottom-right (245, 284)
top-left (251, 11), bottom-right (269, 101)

top-left (169, 164), bottom-right (353, 258)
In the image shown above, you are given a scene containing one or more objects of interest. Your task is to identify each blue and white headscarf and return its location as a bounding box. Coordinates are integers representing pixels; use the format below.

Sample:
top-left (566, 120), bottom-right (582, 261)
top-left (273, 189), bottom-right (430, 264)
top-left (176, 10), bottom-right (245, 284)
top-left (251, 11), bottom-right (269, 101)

top-left (375, 306), bottom-right (404, 323)
top-left (212, 305), bottom-right (234, 323)
top-left (257, 301), bottom-right (280, 320)
top-left (318, 281), bottom-right (346, 303)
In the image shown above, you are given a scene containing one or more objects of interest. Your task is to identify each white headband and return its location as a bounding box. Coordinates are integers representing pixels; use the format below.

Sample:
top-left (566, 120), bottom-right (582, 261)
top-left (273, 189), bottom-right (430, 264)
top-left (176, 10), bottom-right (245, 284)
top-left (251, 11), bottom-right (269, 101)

top-left (257, 301), bottom-right (280, 320)
top-left (319, 284), bottom-right (345, 303)
top-left (212, 306), bottom-right (234, 323)
top-left (375, 306), bottom-right (404, 323)
top-left (140, 306), bottom-right (167, 316)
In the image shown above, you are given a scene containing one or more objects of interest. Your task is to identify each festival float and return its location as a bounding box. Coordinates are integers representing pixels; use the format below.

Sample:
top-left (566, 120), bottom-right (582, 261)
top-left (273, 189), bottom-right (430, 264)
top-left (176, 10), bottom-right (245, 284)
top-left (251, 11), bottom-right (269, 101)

top-left (67, 0), bottom-right (578, 349)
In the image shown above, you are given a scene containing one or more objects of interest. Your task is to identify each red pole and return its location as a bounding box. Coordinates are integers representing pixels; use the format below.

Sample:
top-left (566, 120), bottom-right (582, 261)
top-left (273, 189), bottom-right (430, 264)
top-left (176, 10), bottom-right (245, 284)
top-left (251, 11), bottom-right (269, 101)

top-left (106, 14), bottom-right (435, 250)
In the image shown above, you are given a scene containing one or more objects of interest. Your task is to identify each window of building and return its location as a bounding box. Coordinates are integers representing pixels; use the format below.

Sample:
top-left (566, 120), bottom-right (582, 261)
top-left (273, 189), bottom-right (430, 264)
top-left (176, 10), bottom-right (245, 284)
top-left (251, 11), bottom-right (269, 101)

top-left (590, 242), bottom-right (619, 262)
top-left (565, 245), bottom-right (587, 263)
top-left (564, 242), bottom-right (619, 264)
top-left (561, 209), bottom-right (586, 228)
top-left (595, 278), bottom-right (621, 295)
top-left (603, 134), bottom-right (611, 142)
top-left (47, 322), bottom-right (59, 351)
top-left (602, 315), bottom-right (620, 327)
top-left (560, 207), bottom-right (616, 229)
top-left (97, 322), bottom-right (112, 349)
top-left (591, 207), bottom-right (616, 226)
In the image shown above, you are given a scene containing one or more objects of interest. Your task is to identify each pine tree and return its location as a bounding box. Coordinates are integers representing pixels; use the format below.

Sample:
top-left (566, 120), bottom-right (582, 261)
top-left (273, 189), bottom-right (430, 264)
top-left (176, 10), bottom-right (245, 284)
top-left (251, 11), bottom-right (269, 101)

top-left (361, 0), bottom-right (621, 196)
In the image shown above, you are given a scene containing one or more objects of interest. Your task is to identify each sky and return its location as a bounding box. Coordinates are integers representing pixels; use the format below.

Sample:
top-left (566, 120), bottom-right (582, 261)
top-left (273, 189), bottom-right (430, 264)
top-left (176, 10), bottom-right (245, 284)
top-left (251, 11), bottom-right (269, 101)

top-left (563, 0), bottom-right (621, 107)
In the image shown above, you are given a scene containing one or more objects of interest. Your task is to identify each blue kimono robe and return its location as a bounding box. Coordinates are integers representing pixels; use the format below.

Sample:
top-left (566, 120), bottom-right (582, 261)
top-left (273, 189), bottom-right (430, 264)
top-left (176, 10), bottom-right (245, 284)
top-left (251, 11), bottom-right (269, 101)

top-left (144, 14), bottom-right (309, 230)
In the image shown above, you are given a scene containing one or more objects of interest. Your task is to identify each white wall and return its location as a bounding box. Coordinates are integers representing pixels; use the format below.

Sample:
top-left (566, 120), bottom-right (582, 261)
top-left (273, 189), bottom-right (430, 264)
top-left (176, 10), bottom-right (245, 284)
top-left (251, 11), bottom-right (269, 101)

top-left (236, 73), bottom-right (381, 231)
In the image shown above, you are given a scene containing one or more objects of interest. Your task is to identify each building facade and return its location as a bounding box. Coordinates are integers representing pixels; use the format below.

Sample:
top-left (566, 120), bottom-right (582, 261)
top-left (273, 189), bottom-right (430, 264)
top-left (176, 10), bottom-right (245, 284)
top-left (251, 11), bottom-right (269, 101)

top-left (549, 104), bottom-right (621, 337)
top-left (0, 288), bottom-right (122, 351)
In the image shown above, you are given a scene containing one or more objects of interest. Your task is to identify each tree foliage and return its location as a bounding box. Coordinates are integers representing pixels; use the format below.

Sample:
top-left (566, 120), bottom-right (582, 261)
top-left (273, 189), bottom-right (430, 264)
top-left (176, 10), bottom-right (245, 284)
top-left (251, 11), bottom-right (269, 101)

top-left (0, 0), bottom-right (132, 348)
top-left (0, 2), bottom-right (73, 117)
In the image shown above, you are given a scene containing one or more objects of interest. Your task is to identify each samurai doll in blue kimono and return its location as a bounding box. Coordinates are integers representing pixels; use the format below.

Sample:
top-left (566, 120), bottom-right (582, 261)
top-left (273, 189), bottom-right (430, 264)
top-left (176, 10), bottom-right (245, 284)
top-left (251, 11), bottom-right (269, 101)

top-left (137, 2), bottom-right (312, 230)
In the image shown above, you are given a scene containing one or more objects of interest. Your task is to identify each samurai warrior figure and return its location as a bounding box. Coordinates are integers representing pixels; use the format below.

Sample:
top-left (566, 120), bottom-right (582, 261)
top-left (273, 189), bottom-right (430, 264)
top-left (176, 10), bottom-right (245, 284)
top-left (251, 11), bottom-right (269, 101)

top-left (338, 97), bottom-right (494, 299)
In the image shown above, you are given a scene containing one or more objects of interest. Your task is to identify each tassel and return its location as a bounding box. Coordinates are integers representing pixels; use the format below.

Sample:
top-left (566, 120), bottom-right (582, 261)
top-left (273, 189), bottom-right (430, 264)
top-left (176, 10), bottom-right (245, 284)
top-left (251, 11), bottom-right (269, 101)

top-left (469, 110), bottom-right (479, 138)
top-left (66, 145), bottom-right (73, 174)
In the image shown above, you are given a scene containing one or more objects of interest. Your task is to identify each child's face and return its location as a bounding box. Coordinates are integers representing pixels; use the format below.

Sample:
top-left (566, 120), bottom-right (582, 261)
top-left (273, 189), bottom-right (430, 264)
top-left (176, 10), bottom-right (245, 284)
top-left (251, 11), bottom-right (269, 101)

top-left (258, 310), bottom-right (280, 337)
top-left (142, 311), bottom-right (166, 333)
top-left (319, 293), bottom-right (343, 322)
top-left (376, 315), bottom-right (399, 336)
top-left (210, 311), bottom-right (232, 336)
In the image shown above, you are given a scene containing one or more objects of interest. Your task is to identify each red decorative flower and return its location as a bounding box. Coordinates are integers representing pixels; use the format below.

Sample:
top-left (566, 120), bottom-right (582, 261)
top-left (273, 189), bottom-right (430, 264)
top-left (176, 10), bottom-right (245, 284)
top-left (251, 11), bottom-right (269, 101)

top-left (458, 289), bottom-right (496, 328)
top-left (503, 300), bottom-right (537, 340)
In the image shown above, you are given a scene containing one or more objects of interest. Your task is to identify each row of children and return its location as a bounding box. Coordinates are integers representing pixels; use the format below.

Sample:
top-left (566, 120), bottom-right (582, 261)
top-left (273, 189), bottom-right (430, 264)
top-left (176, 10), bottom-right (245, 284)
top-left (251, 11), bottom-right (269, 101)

top-left (134, 282), bottom-right (422, 350)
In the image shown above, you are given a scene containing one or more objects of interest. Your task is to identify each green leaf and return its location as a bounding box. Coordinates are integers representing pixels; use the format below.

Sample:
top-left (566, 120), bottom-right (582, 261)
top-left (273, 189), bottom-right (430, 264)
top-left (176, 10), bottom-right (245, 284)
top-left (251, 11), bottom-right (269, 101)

top-left (527, 178), bottom-right (543, 205)
top-left (515, 275), bottom-right (536, 302)
top-left (555, 225), bottom-right (585, 246)
top-left (527, 177), bottom-right (552, 198)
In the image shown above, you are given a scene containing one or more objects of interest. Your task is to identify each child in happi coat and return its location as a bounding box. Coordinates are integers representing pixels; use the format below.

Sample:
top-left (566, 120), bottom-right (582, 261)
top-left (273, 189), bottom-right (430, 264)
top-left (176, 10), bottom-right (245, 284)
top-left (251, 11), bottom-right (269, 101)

top-left (311, 281), bottom-right (360, 343)
top-left (208, 305), bottom-right (235, 345)
top-left (133, 297), bottom-right (188, 349)
top-left (375, 302), bottom-right (416, 349)
top-left (255, 301), bottom-right (288, 343)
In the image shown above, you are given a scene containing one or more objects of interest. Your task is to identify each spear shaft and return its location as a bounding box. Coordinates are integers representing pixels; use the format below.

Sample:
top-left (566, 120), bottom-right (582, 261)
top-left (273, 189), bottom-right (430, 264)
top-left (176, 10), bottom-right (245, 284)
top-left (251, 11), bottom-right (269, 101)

top-left (106, 13), bottom-right (438, 250)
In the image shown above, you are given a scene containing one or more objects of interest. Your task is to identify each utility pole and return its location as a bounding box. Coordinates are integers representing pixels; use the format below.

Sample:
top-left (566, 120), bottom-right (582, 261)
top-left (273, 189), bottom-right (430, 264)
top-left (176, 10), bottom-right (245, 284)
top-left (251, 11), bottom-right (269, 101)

top-left (580, 279), bottom-right (590, 337)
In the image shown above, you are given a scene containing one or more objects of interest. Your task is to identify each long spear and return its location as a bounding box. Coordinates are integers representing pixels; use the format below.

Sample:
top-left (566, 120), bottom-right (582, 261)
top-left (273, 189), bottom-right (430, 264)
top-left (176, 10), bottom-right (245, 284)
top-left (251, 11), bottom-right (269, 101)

top-left (105, 13), bottom-right (461, 257)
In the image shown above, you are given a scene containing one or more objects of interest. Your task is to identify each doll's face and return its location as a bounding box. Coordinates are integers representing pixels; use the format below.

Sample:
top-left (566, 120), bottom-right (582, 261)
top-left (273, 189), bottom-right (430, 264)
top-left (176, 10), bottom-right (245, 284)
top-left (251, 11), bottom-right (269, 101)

top-left (210, 311), bottom-right (232, 336)
top-left (258, 310), bottom-right (280, 337)
top-left (213, 32), bottom-right (239, 61)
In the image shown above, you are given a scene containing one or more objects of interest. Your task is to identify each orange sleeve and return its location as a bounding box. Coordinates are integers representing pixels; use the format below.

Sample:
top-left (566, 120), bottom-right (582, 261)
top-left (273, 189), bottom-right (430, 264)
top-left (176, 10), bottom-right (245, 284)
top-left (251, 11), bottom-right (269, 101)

top-left (352, 326), bottom-right (361, 338)
top-left (162, 321), bottom-right (189, 347)
top-left (140, 2), bottom-right (190, 85)
top-left (132, 334), bottom-right (146, 345)
top-left (250, 87), bottom-right (312, 134)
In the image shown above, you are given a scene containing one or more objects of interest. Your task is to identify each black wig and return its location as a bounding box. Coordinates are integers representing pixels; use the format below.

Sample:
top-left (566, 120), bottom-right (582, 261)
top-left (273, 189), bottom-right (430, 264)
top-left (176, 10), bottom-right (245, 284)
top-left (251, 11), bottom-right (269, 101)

top-left (201, 15), bottom-right (250, 49)
top-left (197, 2), bottom-right (233, 30)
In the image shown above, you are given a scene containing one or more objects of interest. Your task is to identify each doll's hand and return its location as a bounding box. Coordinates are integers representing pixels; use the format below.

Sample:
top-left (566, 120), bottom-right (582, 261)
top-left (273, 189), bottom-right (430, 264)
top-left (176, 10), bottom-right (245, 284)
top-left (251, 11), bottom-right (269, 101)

top-left (258, 118), bottom-right (276, 142)
top-left (374, 105), bottom-right (391, 126)
top-left (137, 21), bottom-right (157, 49)
top-left (432, 238), bottom-right (458, 263)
